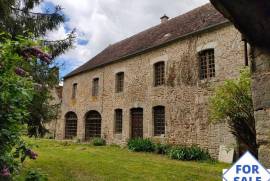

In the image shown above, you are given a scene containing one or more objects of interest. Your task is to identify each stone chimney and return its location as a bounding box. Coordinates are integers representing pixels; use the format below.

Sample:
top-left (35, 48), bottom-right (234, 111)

top-left (160, 14), bottom-right (169, 23)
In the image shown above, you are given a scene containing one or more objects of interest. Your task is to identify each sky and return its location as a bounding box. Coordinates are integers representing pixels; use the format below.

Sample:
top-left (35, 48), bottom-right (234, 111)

top-left (40, 0), bottom-right (209, 78)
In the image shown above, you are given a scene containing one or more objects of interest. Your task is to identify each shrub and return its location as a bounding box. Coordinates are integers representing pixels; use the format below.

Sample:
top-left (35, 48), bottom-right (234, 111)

top-left (154, 143), bottom-right (171, 155)
top-left (44, 133), bottom-right (54, 139)
top-left (209, 68), bottom-right (257, 157)
top-left (25, 169), bottom-right (48, 181)
top-left (127, 138), bottom-right (155, 152)
top-left (168, 146), bottom-right (211, 161)
top-left (91, 138), bottom-right (106, 146)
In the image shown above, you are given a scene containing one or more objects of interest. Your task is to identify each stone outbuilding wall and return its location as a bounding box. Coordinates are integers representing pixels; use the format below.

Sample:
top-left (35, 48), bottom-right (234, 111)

top-left (56, 24), bottom-right (245, 158)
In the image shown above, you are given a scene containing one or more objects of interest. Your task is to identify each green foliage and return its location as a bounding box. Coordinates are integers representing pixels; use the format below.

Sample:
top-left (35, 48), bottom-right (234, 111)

top-left (17, 138), bottom-right (228, 181)
top-left (0, 0), bottom-right (75, 138)
top-left (0, 34), bottom-right (36, 179)
top-left (154, 143), bottom-right (171, 155)
top-left (168, 146), bottom-right (211, 161)
top-left (25, 169), bottom-right (48, 181)
top-left (209, 68), bottom-right (257, 157)
top-left (0, 0), bottom-right (75, 56)
top-left (91, 138), bottom-right (106, 146)
top-left (128, 138), bottom-right (155, 152)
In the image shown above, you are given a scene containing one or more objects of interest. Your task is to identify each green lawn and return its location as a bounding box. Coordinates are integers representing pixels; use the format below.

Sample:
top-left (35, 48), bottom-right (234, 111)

top-left (17, 138), bottom-right (229, 181)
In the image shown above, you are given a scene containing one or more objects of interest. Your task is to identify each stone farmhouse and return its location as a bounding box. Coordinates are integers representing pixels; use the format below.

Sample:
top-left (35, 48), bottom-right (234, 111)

top-left (55, 3), bottom-right (248, 158)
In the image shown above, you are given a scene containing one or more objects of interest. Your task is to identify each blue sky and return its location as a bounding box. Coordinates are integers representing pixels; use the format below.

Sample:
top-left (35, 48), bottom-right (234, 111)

top-left (41, 0), bottom-right (209, 79)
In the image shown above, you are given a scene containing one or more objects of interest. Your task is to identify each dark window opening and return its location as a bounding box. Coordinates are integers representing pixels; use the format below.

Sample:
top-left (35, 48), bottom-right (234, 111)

top-left (153, 106), bottom-right (165, 136)
top-left (92, 78), bottom-right (99, 96)
top-left (116, 72), bottom-right (124, 93)
top-left (154, 62), bottom-right (165, 86)
top-left (85, 110), bottom-right (101, 140)
top-left (72, 83), bottom-right (77, 99)
top-left (65, 112), bottom-right (78, 139)
top-left (115, 109), bottom-right (123, 134)
top-left (199, 49), bottom-right (215, 80)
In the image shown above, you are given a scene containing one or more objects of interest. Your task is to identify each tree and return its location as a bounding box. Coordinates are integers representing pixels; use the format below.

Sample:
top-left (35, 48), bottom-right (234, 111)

top-left (0, 0), bottom-right (75, 137)
top-left (209, 69), bottom-right (258, 157)
top-left (210, 0), bottom-right (270, 167)
top-left (0, 33), bottom-right (52, 179)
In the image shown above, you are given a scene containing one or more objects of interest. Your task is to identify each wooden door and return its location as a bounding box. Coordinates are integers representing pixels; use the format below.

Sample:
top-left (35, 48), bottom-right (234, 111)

top-left (131, 108), bottom-right (143, 138)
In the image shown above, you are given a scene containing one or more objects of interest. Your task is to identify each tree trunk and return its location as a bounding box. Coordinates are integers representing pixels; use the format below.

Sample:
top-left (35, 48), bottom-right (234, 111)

top-left (251, 47), bottom-right (270, 167)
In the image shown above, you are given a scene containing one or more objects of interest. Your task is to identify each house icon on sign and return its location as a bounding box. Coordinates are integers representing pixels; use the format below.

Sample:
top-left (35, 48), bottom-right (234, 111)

top-left (223, 151), bottom-right (270, 181)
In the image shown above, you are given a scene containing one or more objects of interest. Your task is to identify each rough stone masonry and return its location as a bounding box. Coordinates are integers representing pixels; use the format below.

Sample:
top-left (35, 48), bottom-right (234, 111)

top-left (55, 4), bottom-right (247, 159)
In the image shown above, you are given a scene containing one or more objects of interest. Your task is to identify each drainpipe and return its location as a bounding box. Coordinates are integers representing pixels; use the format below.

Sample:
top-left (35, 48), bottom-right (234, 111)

top-left (242, 35), bottom-right (249, 66)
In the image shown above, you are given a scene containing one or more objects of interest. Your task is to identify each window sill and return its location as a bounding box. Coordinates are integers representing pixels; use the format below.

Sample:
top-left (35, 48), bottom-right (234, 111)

top-left (199, 77), bottom-right (218, 84)
top-left (114, 133), bottom-right (122, 139)
top-left (152, 85), bottom-right (166, 89)
top-left (153, 134), bottom-right (166, 138)
top-left (91, 96), bottom-right (99, 101)
top-left (115, 92), bottom-right (124, 96)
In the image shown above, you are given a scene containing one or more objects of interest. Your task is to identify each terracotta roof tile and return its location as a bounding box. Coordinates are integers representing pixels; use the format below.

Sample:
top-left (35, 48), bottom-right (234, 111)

top-left (64, 3), bottom-right (227, 79)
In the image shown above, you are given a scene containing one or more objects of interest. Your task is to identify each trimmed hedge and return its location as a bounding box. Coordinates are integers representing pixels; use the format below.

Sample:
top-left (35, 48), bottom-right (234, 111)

top-left (127, 138), bottom-right (155, 152)
top-left (168, 146), bottom-right (211, 161)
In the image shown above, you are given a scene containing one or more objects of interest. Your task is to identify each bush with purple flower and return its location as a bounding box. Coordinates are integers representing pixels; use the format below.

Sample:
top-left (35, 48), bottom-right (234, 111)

top-left (25, 149), bottom-right (38, 160)
top-left (0, 166), bottom-right (11, 178)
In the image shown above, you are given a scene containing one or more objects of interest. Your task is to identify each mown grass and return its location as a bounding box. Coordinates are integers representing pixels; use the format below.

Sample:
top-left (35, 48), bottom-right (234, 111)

top-left (16, 138), bottom-right (230, 181)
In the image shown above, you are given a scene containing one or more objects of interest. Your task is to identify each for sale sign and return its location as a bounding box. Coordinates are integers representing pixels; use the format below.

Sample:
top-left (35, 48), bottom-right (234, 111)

top-left (223, 152), bottom-right (270, 181)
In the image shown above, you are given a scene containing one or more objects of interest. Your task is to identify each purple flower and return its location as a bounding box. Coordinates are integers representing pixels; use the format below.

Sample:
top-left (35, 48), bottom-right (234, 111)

top-left (22, 47), bottom-right (53, 64)
top-left (25, 149), bottom-right (38, 160)
top-left (0, 166), bottom-right (11, 177)
top-left (15, 67), bottom-right (26, 76)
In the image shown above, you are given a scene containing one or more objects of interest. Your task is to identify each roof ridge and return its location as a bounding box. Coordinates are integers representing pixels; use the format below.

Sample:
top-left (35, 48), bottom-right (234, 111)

top-left (65, 3), bottom-right (227, 79)
top-left (109, 3), bottom-right (211, 48)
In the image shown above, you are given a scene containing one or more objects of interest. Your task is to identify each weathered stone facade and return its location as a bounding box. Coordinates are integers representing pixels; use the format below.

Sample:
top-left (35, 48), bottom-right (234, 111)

top-left (45, 86), bottom-right (62, 138)
top-left (56, 23), bottom-right (246, 159)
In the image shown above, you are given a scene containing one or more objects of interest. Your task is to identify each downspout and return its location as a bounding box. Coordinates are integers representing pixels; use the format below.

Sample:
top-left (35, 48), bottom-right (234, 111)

top-left (242, 35), bottom-right (249, 66)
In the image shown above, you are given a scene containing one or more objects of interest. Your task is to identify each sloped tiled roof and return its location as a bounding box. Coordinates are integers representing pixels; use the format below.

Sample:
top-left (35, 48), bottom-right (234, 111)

top-left (64, 3), bottom-right (228, 79)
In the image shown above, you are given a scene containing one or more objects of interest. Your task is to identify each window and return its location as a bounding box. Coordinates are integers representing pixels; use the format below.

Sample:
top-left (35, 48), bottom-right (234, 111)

top-left (85, 111), bottom-right (102, 140)
top-left (199, 49), bottom-right (215, 80)
top-left (154, 62), bottom-right (165, 86)
top-left (115, 109), bottom-right (123, 134)
top-left (116, 72), bottom-right (124, 93)
top-left (92, 78), bottom-right (99, 96)
top-left (65, 112), bottom-right (78, 139)
top-left (153, 106), bottom-right (165, 136)
top-left (72, 83), bottom-right (77, 99)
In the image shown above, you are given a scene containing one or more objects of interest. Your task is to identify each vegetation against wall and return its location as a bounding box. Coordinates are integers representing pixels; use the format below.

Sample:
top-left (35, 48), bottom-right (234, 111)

top-left (127, 138), bottom-right (211, 161)
top-left (209, 68), bottom-right (257, 157)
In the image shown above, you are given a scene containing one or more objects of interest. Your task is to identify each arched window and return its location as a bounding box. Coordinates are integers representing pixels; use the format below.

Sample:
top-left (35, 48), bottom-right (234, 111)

top-left (198, 49), bottom-right (215, 80)
top-left (65, 112), bottom-right (78, 139)
top-left (154, 62), bottom-right (165, 86)
top-left (153, 106), bottom-right (165, 136)
top-left (85, 111), bottom-right (102, 140)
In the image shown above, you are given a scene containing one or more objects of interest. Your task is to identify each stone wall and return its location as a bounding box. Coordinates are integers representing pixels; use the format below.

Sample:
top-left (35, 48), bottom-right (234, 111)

top-left (44, 86), bottom-right (62, 137)
top-left (251, 48), bottom-right (270, 167)
top-left (56, 24), bottom-right (245, 158)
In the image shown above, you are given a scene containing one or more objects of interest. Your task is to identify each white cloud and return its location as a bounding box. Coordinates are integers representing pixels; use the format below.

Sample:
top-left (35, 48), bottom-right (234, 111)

top-left (43, 0), bottom-right (209, 76)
